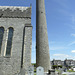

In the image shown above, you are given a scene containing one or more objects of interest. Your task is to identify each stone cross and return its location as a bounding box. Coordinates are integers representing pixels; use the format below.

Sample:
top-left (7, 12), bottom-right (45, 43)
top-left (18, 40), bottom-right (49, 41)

top-left (28, 66), bottom-right (34, 75)
top-left (36, 66), bottom-right (44, 75)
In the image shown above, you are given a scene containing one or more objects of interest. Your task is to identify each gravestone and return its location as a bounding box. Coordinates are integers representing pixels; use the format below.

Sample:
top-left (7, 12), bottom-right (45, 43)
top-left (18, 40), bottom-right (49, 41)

top-left (36, 66), bottom-right (44, 75)
top-left (58, 68), bottom-right (62, 75)
top-left (28, 66), bottom-right (34, 75)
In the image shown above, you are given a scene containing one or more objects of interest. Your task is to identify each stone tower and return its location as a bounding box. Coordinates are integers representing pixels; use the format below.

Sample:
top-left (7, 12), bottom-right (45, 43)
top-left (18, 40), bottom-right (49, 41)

top-left (0, 6), bottom-right (32, 75)
top-left (36, 0), bottom-right (51, 72)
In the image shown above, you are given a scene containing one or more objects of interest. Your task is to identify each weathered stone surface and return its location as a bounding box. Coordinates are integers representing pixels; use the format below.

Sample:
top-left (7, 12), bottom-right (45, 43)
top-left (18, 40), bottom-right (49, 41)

top-left (0, 6), bottom-right (32, 75)
top-left (36, 0), bottom-right (51, 72)
top-left (23, 25), bottom-right (32, 73)
top-left (0, 6), bottom-right (31, 18)
top-left (28, 66), bottom-right (34, 75)
top-left (36, 66), bottom-right (44, 75)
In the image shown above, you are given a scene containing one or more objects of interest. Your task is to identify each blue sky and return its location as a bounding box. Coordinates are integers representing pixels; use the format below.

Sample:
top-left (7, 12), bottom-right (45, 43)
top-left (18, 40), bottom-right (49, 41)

top-left (0, 0), bottom-right (75, 63)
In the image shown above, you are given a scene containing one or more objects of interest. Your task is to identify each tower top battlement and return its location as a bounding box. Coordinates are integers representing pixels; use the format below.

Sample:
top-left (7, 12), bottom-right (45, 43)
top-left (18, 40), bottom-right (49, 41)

top-left (0, 6), bottom-right (31, 18)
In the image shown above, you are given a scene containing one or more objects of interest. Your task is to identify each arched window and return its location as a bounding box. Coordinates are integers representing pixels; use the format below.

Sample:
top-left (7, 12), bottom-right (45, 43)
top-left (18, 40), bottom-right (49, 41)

top-left (0, 27), bottom-right (4, 54)
top-left (6, 27), bottom-right (14, 56)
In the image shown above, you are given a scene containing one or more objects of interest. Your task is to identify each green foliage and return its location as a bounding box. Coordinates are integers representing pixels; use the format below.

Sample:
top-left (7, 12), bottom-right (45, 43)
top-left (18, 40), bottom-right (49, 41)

top-left (52, 65), bottom-right (57, 69)
top-left (68, 66), bottom-right (72, 68)
top-left (32, 63), bottom-right (36, 67)
top-left (58, 65), bottom-right (62, 68)
top-left (34, 68), bottom-right (36, 72)
top-left (67, 69), bottom-right (75, 72)
top-left (52, 65), bottom-right (62, 69)
top-left (31, 63), bottom-right (36, 72)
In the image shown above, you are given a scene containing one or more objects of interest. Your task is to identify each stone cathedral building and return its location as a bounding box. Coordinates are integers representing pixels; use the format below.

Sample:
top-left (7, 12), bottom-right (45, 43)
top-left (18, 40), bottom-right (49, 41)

top-left (0, 6), bottom-right (32, 75)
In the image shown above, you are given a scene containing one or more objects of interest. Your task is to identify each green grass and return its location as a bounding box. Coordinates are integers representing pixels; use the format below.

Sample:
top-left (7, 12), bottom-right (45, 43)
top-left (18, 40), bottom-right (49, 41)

top-left (67, 70), bottom-right (75, 72)
top-left (56, 69), bottom-right (61, 72)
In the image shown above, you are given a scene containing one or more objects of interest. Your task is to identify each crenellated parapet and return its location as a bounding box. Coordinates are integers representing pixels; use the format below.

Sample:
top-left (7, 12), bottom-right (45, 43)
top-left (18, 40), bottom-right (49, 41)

top-left (0, 6), bottom-right (31, 18)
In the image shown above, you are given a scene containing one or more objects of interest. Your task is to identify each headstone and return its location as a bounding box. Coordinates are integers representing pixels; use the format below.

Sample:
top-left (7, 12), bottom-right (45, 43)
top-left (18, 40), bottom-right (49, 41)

top-left (28, 66), bottom-right (34, 75)
top-left (58, 68), bottom-right (62, 75)
top-left (36, 66), bottom-right (44, 75)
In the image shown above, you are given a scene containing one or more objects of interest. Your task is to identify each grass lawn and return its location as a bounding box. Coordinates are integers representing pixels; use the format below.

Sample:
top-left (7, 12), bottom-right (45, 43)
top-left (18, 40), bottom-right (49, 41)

top-left (67, 70), bottom-right (75, 72)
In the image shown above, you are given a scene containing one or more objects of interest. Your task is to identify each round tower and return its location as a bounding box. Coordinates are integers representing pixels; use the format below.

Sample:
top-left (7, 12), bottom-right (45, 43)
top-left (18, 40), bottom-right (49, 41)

top-left (36, 0), bottom-right (51, 72)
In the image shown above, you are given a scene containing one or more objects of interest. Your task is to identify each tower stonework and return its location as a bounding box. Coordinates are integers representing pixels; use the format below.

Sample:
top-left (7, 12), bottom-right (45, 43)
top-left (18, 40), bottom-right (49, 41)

top-left (0, 6), bottom-right (32, 75)
top-left (36, 0), bottom-right (51, 72)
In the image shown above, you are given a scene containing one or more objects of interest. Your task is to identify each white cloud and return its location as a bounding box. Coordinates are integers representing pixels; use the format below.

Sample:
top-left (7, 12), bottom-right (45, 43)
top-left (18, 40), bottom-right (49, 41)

top-left (31, 59), bottom-right (36, 63)
top-left (71, 50), bottom-right (75, 53)
top-left (53, 54), bottom-right (69, 57)
top-left (71, 34), bottom-right (75, 37)
top-left (31, 41), bottom-right (36, 63)
top-left (52, 54), bottom-right (75, 60)
top-left (32, 41), bottom-right (36, 51)
top-left (69, 15), bottom-right (75, 29)
top-left (68, 41), bottom-right (75, 46)
top-left (50, 46), bottom-right (67, 50)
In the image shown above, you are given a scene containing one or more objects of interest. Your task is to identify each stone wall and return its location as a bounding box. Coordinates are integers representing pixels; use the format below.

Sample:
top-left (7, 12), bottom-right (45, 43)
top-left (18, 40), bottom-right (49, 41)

top-left (0, 6), bottom-right (32, 75)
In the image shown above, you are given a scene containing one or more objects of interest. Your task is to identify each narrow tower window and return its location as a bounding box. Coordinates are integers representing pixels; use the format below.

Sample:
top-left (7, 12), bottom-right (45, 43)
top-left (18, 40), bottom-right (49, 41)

top-left (6, 27), bottom-right (13, 56)
top-left (0, 27), bottom-right (4, 54)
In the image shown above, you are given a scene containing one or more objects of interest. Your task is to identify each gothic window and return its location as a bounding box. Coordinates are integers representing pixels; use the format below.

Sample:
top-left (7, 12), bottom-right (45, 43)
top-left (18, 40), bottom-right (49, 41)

top-left (6, 27), bottom-right (14, 56)
top-left (0, 27), bottom-right (4, 54)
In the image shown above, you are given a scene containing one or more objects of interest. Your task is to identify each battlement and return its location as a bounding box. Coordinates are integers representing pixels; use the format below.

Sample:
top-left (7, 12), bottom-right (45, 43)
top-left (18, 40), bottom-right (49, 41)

top-left (0, 6), bottom-right (31, 18)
